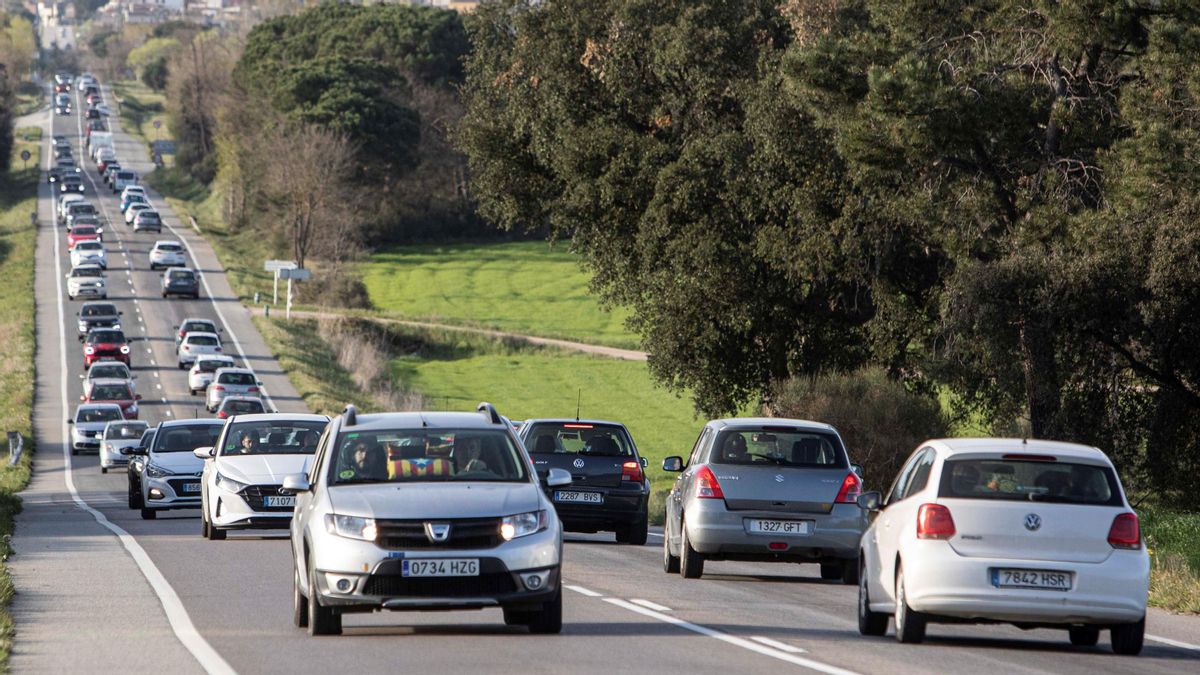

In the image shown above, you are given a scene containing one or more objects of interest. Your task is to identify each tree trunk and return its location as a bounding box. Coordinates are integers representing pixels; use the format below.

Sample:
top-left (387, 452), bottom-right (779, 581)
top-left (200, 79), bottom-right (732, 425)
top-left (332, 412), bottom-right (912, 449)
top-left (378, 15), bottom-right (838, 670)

top-left (1019, 317), bottom-right (1060, 438)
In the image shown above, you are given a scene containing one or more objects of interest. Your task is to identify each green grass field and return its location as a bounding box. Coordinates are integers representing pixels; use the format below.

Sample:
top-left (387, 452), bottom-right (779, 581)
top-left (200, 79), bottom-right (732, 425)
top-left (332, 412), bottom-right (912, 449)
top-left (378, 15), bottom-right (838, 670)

top-left (361, 242), bottom-right (639, 349)
top-left (111, 81), bottom-right (173, 166)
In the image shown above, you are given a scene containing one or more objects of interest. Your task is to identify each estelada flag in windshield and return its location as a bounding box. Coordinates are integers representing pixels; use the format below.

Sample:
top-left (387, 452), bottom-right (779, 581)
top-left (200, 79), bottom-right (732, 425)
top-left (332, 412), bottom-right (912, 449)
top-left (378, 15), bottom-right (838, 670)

top-left (390, 457), bottom-right (451, 479)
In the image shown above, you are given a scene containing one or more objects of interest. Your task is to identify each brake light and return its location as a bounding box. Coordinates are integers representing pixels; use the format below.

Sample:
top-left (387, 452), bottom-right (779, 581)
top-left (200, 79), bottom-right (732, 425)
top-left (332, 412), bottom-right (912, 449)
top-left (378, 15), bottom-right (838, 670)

top-left (563, 423), bottom-right (593, 429)
top-left (694, 466), bottom-right (724, 499)
top-left (183, 345), bottom-right (190, 351)
top-left (621, 461), bottom-right (643, 483)
top-left (834, 472), bottom-right (861, 503)
top-left (1001, 454), bottom-right (1057, 462)
top-left (215, 347), bottom-right (222, 352)
top-left (212, 385), bottom-right (225, 392)
top-left (916, 504), bottom-right (956, 540)
top-left (247, 387), bottom-right (259, 393)
top-left (178, 330), bottom-right (185, 338)
top-left (217, 411), bottom-right (228, 419)
top-left (1107, 513), bottom-right (1141, 549)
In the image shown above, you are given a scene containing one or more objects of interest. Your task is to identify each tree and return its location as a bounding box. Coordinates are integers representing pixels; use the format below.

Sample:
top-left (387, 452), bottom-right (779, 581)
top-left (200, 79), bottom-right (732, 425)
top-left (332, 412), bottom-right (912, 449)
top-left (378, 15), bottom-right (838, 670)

top-left (165, 30), bottom-right (236, 182)
top-left (0, 63), bottom-right (13, 176)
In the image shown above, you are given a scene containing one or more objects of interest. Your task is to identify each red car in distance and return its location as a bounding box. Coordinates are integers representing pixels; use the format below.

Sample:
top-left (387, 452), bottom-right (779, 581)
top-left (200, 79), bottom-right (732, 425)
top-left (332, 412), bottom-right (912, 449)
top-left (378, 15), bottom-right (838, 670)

top-left (81, 378), bottom-right (142, 419)
top-left (83, 328), bottom-right (131, 370)
top-left (67, 224), bottom-right (102, 249)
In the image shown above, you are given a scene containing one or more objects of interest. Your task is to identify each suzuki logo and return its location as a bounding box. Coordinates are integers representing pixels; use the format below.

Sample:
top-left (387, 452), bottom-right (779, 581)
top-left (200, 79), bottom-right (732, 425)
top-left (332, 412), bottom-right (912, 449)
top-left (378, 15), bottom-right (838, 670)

top-left (1024, 513), bottom-right (1042, 531)
top-left (425, 523), bottom-right (451, 543)
top-left (774, 474), bottom-right (784, 483)
top-left (573, 458), bottom-right (585, 469)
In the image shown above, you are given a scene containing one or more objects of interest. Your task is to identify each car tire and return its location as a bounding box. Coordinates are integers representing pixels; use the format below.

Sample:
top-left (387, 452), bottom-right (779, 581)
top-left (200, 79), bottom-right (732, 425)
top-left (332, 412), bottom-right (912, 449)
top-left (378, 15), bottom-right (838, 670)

top-left (526, 586), bottom-right (563, 634)
top-left (101, 467), bottom-right (108, 474)
top-left (71, 447), bottom-right (78, 456)
top-left (820, 563), bottom-right (841, 581)
top-left (161, 292), bottom-right (167, 298)
top-left (841, 558), bottom-right (860, 585)
top-left (624, 515), bottom-right (649, 546)
top-left (178, 361), bottom-right (186, 370)
top-left (307, 559), bottom-right (342, 636)
top-left (857, 561), bottom-right (889, 636)
top-left (201, 513), bottom-right (209, 538)
top-left (293, 565), bottom-right (309, 628)
top-left (894, 566), bottom-right (926, 644)
top-left (128, 483), bottom-right (143, 509)
top-left (206, 516), bottom-right (227, 541)
top-left (1069, 626), bottom-right (1100, 647)
top-left (679, 517), bottom-right (704, 579)
top-left (663, 525), bottom-right (681, 573)
top-left (140, 507), bottom-right (157, 520)
top-left (1110, 617), bottom-right (1144, 656)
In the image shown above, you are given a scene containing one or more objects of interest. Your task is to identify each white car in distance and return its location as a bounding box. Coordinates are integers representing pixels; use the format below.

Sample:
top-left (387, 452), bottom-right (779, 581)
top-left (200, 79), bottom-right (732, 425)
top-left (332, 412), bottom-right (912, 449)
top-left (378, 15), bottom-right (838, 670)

top-left (189, 355), bottom-right (236, 395)
top-left (856, 438), bottom-right (1149, 655)
top-left (70, 240), bottom-right (107, 269)
top-left (100, 420), bottom-right (149, 474)
top-left (124, 202), bottom-right (151, 225)
top-left (149, 240), bottom-right (187, 270)
top-left (177, 331), bottom-right (223, 369)
top-left (66, 264), bottom-right (107, 300)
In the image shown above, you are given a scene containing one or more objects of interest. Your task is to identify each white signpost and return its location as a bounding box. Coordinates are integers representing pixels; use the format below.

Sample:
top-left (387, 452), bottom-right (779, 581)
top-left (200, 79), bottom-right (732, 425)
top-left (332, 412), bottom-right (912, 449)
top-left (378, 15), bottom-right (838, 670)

top-left (278, 267), bottom-right (311, 320)
top-left (263, 260), bottom-right (297, 305)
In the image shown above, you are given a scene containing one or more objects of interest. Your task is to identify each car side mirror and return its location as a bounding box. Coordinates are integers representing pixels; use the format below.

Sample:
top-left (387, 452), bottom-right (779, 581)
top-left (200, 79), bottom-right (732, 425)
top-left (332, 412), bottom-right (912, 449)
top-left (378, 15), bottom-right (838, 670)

top-left (662, 456), bottom-right (683, 472)
top-left (851, 463), bottom-right (863, 478)
top-left (122, 446), bottom-right (147, 456)
top-left (281, 474), bottom-right (311, 494)
top-left (256, 381), bottom-right (263, 386)
top-left (856, 491), bottom-right (882, 512)
top-left (66, 419), bottom-right (74, 424)
top-left (192, 446), bottom-right (214, 460)
top-left (545, 468), bottom-right (572, 488)
top-left (119, 311), bottom-right (124, 315)
top-left (640, 457), bottom-right (648, 468)
top-left (135, 394), bottom-right (143, 400)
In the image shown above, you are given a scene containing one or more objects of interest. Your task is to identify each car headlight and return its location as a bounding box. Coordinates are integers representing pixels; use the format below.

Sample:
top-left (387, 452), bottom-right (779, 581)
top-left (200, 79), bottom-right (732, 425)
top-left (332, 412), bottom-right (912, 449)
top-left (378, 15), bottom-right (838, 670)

top-left (84, 346), bottom-right (95, 354)
top-left (112, 323), bottom-right (121, 331)
top-left (78, 321), bottom-right (87, 331)
top-left (500, 510), bottom-right (548, 541)
top-left (215, 472), bottom-right (248, 493)
top-left (127, 403), bottom-right (138, 413)
top-left (324, 514), bottom-right (377, 542)
top-left (119, 345), bottom-right (130, 354)
top-left (145, 463), bottom-right (171, 479)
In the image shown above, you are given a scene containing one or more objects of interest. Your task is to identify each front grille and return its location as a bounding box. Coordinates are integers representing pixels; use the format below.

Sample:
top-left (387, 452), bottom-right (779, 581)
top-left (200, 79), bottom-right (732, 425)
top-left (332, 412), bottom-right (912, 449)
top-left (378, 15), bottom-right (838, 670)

top-left (362, 572), bottom-right (517, 598)
top-left (375, 518), bottom-right (503, 550)
top-left (166, 478), bottom-right (202, 497)
top-left (240, 485), bottom-right (292, 512)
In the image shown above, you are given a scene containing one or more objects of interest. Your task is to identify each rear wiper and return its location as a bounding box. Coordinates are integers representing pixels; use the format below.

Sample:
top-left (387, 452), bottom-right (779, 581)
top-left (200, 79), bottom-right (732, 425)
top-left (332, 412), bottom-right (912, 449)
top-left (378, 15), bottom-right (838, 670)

top-left (748, 452), bottom-right (786, 464)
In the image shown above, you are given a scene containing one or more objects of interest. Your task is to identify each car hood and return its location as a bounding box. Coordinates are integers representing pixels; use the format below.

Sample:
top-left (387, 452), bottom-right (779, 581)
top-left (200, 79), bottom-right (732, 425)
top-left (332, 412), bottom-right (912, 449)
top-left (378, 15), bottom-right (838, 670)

top-left (148, 451), bottom-right (204, 474)
top-left (216, 455), bottom-right (312, 484)
top-left (328, 482), bottom-right (543, 520)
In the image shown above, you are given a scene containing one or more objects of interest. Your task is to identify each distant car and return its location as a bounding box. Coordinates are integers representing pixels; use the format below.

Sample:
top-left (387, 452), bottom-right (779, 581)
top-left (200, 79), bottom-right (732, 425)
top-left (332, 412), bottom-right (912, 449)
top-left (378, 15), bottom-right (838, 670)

top-left (80, 377), bottom-right (141, 420)
top-left (162, 268), bottom-right (200, 299)
top-left (64, 202), bottom-right (99, 229)
top-left (66, 224), bottom-right (101, 250)
top-left (48, 158), bottom-right (81, 184)
top-left (661, 418), bottom-right (866, 582)
top-left (83, 327), bottom-right (131, 370)
top-left (76, 302), bottom-right (122, 340)
top-left (53, 145), bottom-right (73, 160)
top-left (188, 355), bottom-right (236, 395)
top-left (133, 210), bottom-right (163, 234)
top-left (214, 396), bottom-right (269, 419)
top-left (68, 404), bottom-right (125, 455)
top-left (148, 240), bottom-right (186, 269)
top-left (112, 171), bottom-right (137, 193)
top-left (120, 185), bottom-right (147, 202)
top-left (205, 367), bottom-right (260, 411)
top-left (66, 264), bottom-right (107, 300)
top-left (197, 413), bottom-right (328, 539)
top-left (83, 361), bottom-right (134, 391)
top-left (121, 193), bottom-right (149, 213)
top-left (124, 203), bottom-right (151, 224)
top-left (519, 419), bottom-right (650, 544)
top-left (87, 119), bottom-right (107, 134)
top-left (126, 428), bottom-right (156, 509)
top-left (133, 419), bottom-right (226, 519)
top-left (58, 193), bottom-right (86, 220)
top-left (101, 162), bottom-right (122, 185)
top-left (856, 439), bottom-right (1149, 655)
top-left (70, 240), bottom-right (107, 269)
top-left (177, 331), bottom-right (223, 369)
top-left (100, 420), bottom-right (149, 474)
top-left (60, 175), bottom-right (85, 193)
top-left (175, 317), bottom-right (220, 348)
top-left (85, 107), bottom-right (101, 120)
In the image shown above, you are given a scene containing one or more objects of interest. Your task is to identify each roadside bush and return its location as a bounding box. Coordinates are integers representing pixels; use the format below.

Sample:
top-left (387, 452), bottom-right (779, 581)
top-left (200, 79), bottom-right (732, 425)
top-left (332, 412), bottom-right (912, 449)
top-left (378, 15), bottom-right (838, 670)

top-left (296, 270), bottom-right (372, 310)
top-left (769, 368), bottom-right (949, 492)
top-left (317, 317), bottom-right (426, 411)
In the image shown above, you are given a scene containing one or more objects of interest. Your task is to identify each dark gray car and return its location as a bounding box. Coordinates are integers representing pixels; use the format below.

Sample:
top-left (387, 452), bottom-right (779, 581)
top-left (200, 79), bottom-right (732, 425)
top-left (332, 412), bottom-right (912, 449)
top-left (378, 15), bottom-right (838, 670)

top-left (161, 268), bottom-right (200, 299)
top-left (661, 417), bottom-right (866, 583)
top-left (76, 302), bottom-right (122, 340)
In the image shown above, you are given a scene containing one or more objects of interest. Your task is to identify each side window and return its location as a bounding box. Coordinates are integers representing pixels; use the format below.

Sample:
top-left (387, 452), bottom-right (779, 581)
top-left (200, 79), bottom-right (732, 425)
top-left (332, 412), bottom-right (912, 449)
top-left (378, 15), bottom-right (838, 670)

top-left (886, 449), bottom-right (924, 506)
top-left (308, 428), bottom-right (333, 484)
top-left (686, 429), bottom-right (711, 468)
top-left (902, 449), bottom-right (936, 499)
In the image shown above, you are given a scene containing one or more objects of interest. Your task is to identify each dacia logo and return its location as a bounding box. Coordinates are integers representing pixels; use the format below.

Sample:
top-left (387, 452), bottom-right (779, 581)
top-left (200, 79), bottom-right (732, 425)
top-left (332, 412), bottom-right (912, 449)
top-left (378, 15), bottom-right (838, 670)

top-left (425, 522), bottom-right (451, 543)
top-left (1024, 513), bottom-right (1042, 531)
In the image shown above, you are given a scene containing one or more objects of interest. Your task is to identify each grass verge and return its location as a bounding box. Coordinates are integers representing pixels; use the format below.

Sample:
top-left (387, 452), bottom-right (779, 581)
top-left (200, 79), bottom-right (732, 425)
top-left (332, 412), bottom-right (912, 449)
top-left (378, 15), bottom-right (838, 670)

top-left (250, 317), bottom-right (374, 416)
top-left (110, 81), bottom-right (172, 167)
top-left (1142, 508), bottom-right (1200, 614)
top-left (0, 127), bottom-right (41, 663)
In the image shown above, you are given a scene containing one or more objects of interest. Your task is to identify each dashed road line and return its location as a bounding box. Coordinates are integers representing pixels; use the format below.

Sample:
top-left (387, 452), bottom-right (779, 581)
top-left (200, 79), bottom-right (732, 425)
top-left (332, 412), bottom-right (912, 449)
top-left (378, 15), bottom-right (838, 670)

top-left (630, 598), bottom-right (672, 612)
top-left (564, 584), bottom-right (603, 598)
top-left (751, 636), bottom-right (807, 654)
top-left (1148, 634), bottom-right (1200, 651)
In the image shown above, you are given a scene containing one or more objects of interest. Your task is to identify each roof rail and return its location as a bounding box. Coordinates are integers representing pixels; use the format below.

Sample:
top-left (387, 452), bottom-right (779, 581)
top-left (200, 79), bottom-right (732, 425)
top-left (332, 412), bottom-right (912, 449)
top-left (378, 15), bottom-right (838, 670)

top-left (342, 404), bottom-right (357, 427)
top-left (477, 402), bottom-right (502, 425)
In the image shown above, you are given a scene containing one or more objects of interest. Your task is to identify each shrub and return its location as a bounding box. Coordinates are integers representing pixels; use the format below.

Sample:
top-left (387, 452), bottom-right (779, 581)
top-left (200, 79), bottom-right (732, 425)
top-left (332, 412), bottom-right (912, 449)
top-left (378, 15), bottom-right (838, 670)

top-left (769, 368), bottom-right (949, 493)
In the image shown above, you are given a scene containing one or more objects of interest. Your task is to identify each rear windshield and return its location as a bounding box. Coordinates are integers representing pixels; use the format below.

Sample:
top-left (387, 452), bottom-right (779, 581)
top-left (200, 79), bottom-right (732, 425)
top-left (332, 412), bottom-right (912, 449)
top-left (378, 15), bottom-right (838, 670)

top-left (88, 330), bottom-right (124, 343)
top-left (81, 304), bottom-right (117, 317)
top-left (71, 204), bottom-right (96, 213)
top-left (77, 407), bottom-right (122, 423)
top-left (187, 335), bottom-right (218, 346)
top-left (72, 226), bottom-right (97, 235)
top-left (91, 384), bottom-right (132, 400)
top-left (938, 458), bottom-right (1123, 506)
top-left (139, 212), bottom-right (161, 222)
top-left (106, 423), bottom-right (147, 439)
top-left (184, 321), bottom-right (214, 332)
top-left (158, 244), bottom-right (183, 252)
top-left (168, 270), bottom-right (195, 280)
top-left (117, 172), bottom-right (135, 179)
top-left (524, 422), bottom-right (635, 457)
top-left (89, 364), bottom-right (128, 378)
top-left (219, 372), bottom-right (254, 385)
top-left (711, 428), bottom-right (847, 468)
top-left (154, 425), bottom-right (223, 453)
top-left (330, 429), bottom-right (528, 484)
top-left (197, 359), bottom-right (231, 373)
top-left (221, 420), bottom-right (326, 456)
top-left (222, 399), bottom-right (265, 414)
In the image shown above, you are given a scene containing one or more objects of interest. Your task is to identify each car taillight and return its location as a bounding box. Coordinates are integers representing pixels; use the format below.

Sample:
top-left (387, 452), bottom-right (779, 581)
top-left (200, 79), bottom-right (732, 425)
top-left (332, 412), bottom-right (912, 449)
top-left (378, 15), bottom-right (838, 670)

top-left (214, 347), bottom-right (222, 352)
top-left (621, 461), bottom-right (643, 483)
top-left (182, 345), bottom-right (190, 351)
top-left (834, 472), bottom-right (861, 503)
top-left (694, 466), bottom-right (724, 499)
top-left (212, 385), bottom-right (225, 392)
top-left (178, 330), bottom-right (185, 338)
top-left (247, 387), bottom-right (259, 393)
top-left (217, 411), bottom-right (228, 419)
top-left (120, 345), bottom-right (130, 354)
top-left (1108, 513), bottom-right (1141, 550)
top-left (916, 503), bottom-right (956, 540)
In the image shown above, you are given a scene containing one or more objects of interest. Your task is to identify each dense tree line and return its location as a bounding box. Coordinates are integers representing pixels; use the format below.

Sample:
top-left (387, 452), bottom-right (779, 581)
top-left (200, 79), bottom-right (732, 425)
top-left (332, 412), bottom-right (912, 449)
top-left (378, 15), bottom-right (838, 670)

top-left (458, 0), bottom-right (1200, 502)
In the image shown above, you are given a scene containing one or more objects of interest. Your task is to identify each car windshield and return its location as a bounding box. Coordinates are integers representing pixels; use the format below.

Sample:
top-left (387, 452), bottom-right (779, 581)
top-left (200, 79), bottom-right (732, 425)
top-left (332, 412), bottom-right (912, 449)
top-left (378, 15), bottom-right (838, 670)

top-left (106, 422), bottom-right (147, 439)
top-left (139, 212), bottom-right (161, 222)
top-left (169, 271), bottom-right (195, 280)
top-left (72, 268), bottom-right (102, 277)
top-left (938, 457), bottom-right (1124, 506)
top-left (81, 304), bottom-right (117, 317)
top-left (197, 359), bottom-right (230, 373)
top-left (73, 227), bottom-right (96, 235)
top-left (221, 420), bottom-right (326, 456)
top-left (188, 335), bottom-right (218, 346)
top-left (330, 429), bottom-right (528, 484)
top-left (218, 372), bottom-right (254, 385)
top-left (524, 422), bottom-right (635, 457)
top-left (78, 407), bottom-right (121, 423)
top-left (158, 244), bottom-right (182, 252)
top-left (710, 428), bottom-right (847, 468)
top-left (89, 330), bottom-right (124, 343)
top-left (90, 364), bottom-right (128, 378)
top-left (154, 425), bottom-right (223, 453)
top-left (91, 384), bottom-right (132, 400)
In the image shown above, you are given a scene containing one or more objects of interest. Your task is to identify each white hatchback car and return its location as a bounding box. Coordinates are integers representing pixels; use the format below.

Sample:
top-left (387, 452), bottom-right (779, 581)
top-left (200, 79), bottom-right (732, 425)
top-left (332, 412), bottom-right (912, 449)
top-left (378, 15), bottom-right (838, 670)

top-left (124, 202), bottom-right (151, 224)
top-left (70, 240), bottom-right (107, 269)
top-left (66, 264), bottom-right (107, 300)
top-left (177, 331), bottom-right (223, 369)
top-left (149, 241), bottom-right (187, 270)
top-left (188, 355), bottom-right (236, 395)
top-left (856, 438), bottom-right (1149, 655)
top-left (100, 420), bottom-right (149, 474)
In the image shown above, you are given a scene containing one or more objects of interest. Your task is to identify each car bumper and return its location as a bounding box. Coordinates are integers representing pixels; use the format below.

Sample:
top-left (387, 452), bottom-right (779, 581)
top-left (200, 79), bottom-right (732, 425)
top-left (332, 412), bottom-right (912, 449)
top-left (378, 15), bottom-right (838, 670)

top-left (144, 475), bottom-right (203, 509)
top-left (99, 448), bottom-right (130, 468)
top-left (900, 542), bottom-right (1149, 625)
top-left (684, 500), bottom-right (864, 560)
top-left (211, 489), bottom-right (293, 529)
top-left (73, 437), bottom-right (102, 451)
top-left (551, 487), bottom-right (648, 531)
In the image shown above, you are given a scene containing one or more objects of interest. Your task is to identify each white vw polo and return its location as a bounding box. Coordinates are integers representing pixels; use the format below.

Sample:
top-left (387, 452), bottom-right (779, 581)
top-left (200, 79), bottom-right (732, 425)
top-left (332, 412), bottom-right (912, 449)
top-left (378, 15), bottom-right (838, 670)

top-left (856, 438), bottom-right (1149, 655)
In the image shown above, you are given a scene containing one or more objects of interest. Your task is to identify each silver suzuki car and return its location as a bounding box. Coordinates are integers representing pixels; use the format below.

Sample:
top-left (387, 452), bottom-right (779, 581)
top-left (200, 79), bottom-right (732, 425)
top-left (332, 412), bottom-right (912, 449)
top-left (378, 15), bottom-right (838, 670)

top-left (662, 417), bottom-right (867, 583)
top-left (284, 403), bottom-right (572, 636)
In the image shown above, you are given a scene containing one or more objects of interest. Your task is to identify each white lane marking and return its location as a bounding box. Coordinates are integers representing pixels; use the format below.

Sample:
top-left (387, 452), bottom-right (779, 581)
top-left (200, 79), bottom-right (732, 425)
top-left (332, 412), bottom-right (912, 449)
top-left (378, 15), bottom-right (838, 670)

top-left (630, 598), bottom-right (672, 612)
top-left (564, 584), bottom-right (603, 598)
top-left (1148, 634), bottom-right (1200, 651)
top-left (647, 532), bottom-right (664, 539)
top-left (155, 383), bottom-right (162, 390)
top-left (601, 598), bottom-right (859, 675)
top-left (51, 117), bottom-right (236, 675)
top-left (751, 636), bottom-right (807, 654)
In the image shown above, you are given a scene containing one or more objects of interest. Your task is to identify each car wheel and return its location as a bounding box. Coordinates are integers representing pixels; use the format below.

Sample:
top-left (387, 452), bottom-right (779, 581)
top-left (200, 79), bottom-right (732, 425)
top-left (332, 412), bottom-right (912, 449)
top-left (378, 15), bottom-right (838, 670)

top-left (140, 507), bottom-right (157, 520)
top-left (1069, 626), bottom-right (1100, 647)
top-left (841, 557), bottom-right (860, 585)
top-left (820, 563), bottom-right (841, 581)
top-left (161, 292), bottom-right (167, 298)
top-left (101, 467), bottom-right (108, 474)
top-left (206, 516), bottom-right (226, 541)
top-left (307, 558), bottom-right (342, 636)
top-left (201, 513), bottom-right (209, 538)
top-left (662, 525), bottom-right (680, 574)
top-left (894, 565), bottom-right (926, 644)
top-left (623, 515), bottom-right (648, 546)
top-left (1110, 617), bottom-right (1144, 656)
top-left (526, 586), bottom-right (563, 634)
top-left (679, 517), bottom-right (704, 579)
top-left (293, 565), bottom-right (309, 628)
top-left (857, 561), bottom-right (889, 636)
top-left (128, 483), bottom-right (143, 509)
top-left (178, 362), bottom-right (186, 370)
top-left (71, 447), bottom-right (78, 456)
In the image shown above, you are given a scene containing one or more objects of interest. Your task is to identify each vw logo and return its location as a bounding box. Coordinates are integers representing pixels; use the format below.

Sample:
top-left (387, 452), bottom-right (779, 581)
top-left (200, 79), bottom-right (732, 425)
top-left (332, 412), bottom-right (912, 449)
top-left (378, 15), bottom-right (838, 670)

top-left (1024, 513), bottom-right (1042, 531)
top-left (573, 458), bottom-right (585, 469)
top-left (774, 474), bottom-right (784, 483)
top-left (425, 523), bottom-right (451, 543)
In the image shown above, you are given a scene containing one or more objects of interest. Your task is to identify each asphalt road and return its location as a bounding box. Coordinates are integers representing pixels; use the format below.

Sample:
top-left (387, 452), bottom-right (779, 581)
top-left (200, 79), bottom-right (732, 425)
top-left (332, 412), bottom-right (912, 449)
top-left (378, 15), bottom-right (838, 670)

top-left (7, 88), bottom-right (1200, 675)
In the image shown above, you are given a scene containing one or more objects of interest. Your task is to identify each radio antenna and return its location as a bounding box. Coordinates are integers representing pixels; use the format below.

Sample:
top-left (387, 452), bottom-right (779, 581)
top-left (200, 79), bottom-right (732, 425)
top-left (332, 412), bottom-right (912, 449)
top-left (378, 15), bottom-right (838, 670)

top-left (575, 389), bottom-right (581, 422)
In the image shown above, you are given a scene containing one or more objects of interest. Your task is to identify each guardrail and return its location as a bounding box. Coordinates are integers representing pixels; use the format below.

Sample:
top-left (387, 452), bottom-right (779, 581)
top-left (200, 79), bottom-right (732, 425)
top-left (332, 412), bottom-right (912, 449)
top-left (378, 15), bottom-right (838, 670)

top-left (7, 431), bottom-right (23, 466)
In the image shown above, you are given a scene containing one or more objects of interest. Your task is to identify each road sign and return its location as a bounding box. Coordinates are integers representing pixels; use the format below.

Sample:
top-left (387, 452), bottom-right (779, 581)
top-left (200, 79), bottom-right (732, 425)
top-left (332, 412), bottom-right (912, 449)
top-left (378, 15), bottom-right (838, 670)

top-left (264, 260), bottom-right (297, 272)
top-left (278, 268), bottom-right (311, 281)
top-left (20, 150), bottom-right (31, 161)
top-left (153, 119), bottom-right (162, 129)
